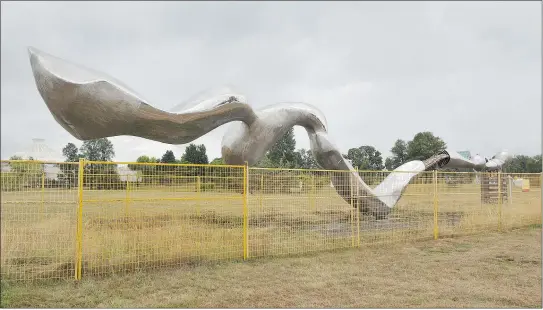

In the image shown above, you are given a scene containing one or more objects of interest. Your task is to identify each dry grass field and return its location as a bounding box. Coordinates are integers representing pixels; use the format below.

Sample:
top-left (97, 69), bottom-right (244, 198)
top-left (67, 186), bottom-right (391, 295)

top-left (1, 227), bottom-right (541, 308)
top-left (1, 179), bottom-right (540, 282)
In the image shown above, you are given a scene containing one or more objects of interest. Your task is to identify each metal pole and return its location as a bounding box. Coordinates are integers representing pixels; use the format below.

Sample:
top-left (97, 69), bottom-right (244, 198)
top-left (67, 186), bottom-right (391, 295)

top-left (356, 166), bottom-right (360, 247)
top-left (433, 170), bottom-right (439, 240)
top-left (260, 174), bottom-right (264, 210)
top-left (125, 178), bottom-right (130, 215)
top-left (196, 176), bottom-right (201, 216)
top-left (75, 158), bottom-right (85, 280)
top-left (243, 162), bottom-right (249, 260)
top-left (508, 176), bottom-right (512, 205)
top-left (41, 171), bottom-right (45, 212)
top-left (350, 171), bottom-right (355, 247)
top-left (498, 171), bottom-right (502, 231)
top-left (311, 175), bottom-right (316, 210)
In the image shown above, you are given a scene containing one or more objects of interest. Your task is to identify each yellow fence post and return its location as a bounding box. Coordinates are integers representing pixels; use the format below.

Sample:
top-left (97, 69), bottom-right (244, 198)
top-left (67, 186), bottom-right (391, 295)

top-left (507, 175), bottom-right (512, 205)
top-left (350, 171), bottom-right (355, 247)
top-left (124, 179), bottom-right (130, 216)
top-left (243, 162), bottom-right (249, 260)
top-left (260, 174), bottom-right (263, 210)
top-left (356, 167), bottom-right (360, 247)
top-left (41, 171), bottom-right (45, 212)
top-left (498, 171), bottom-right (502, 232)
top-left (75, 158), bottom-right (85, 280)
top-left (308, 175), bottom-right (312, 209)
top-left (433, 170), bottom-right (439, 240)
top-left (310, 175), bottom-right (316, 210)
top-left (196, 176), bottom-right (201, 216)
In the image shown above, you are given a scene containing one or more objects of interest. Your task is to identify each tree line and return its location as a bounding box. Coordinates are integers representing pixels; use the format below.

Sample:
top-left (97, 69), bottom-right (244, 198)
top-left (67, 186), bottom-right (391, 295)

top-left (7, 129), bottom-right (542, 174)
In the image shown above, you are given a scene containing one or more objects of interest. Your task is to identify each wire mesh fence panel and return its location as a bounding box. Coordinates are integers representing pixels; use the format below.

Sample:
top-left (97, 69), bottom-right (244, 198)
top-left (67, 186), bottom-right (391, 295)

top-left (79, 161), bottom-right (245, 277)
top-left (1, 160), bottom-right (78, 282)
top-left (435, 171), bottom-right (499, 237)
top-left (361, 171), bottom-right (435, 246)
top-left (2, 158), bottom-right (541, 282)
top-left (502, 173), bottom-right (542, 230)
top-left (248, 168), bottom-right (356, 258)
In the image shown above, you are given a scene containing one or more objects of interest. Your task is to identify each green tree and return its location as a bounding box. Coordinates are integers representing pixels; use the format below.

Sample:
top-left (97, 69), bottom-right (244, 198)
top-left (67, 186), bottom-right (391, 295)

top-left (361, 146), bottom-right (383, 170)
top-left (160, 150), bottom-right (177, 172)
top-left (384, 157), bottom-right (393, 170)
top-left (210, 157), bottom-right (225, 165)
top-left (8, 155), bottom-right (42, 173)
top-left (389, 139), bottom-right (408, 169)
top-left (406, 132), bottom-right (446, 162)
top-left (129, 155), bottom-right (152, 169)
top-left (79, 138), bottom-right (115, 161)
top-left (504, 155), bottom-right (527, 173)
top-left (161, 150), bottom-right (176, 164)
top-left (345, 145), bottom-right (384, 170)
top-left (76, 138), bottom-right (120, 189)
top-left (58, 143), bottom-right (83, 187)
top-left (295, 148), bottom-right (319, 169)
top-left (180, 144), bottom-right (209, 164)
top-left (4, 156), bottom-right (43, 191)
top-left (62, 143), bottom-right (81, 162)
top-left (265, 128), bottom-right (298, 168)
top-left (529, 155), bottom-right (542, 173)
top-left (345, 148), bottom-right (364, 168)
top-left (128, 155), bottom-right (157, 181)
top-left (504, 155), bottom-right (542, 173)
top-left (255, 155), bottom-right (275, 168)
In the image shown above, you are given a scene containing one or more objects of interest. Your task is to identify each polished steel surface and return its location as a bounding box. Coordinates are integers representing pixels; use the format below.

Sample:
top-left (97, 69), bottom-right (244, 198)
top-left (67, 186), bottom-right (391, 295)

top-left (27, 47), bottom-right (510, 219)
top-left (438, 149), bottom-right (511, 171)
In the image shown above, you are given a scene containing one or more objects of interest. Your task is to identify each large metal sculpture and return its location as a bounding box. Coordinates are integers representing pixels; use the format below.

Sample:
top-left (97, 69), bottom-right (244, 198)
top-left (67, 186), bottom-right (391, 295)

top-left (27, 47), bottom-right (511, 218)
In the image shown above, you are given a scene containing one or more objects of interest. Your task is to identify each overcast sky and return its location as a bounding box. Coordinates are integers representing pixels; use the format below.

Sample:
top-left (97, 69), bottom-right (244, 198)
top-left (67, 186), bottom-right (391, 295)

top-left (1, 1), bottom-right (541, 162)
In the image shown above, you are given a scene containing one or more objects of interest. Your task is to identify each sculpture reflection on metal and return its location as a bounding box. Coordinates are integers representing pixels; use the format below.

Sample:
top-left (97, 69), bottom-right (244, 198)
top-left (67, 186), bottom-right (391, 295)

top-left (27, 47), bottom-right (512, 219)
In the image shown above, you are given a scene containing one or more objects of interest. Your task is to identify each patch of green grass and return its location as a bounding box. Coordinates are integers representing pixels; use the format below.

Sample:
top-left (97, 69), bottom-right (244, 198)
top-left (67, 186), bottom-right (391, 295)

top-left (0, 280), bottom-right (12, 308)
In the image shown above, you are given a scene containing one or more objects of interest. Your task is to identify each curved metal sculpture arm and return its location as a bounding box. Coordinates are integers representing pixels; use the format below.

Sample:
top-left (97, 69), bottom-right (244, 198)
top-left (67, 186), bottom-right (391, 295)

top-left (27, 47), bottom-right (511, 219)
top-left (28, 47), bottom-right (257, 144)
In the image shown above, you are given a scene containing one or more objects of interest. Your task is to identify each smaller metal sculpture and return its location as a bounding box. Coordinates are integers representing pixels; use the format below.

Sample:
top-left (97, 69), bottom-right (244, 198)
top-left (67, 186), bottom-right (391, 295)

top-left (27, 47), bottom-right (511, 219)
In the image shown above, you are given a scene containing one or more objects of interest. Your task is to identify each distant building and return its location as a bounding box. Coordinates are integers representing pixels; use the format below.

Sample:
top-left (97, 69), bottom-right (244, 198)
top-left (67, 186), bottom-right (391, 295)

top-left (457, 151), bottom-right (471, 160)
top-left (117, 166), bottom-right (142, 182)
top-left (6, 138), bottom-right (64, 180)
top-left (14, 138), bottom-right (63, 162)
top-left (1, 162), bottom-right (11, 172)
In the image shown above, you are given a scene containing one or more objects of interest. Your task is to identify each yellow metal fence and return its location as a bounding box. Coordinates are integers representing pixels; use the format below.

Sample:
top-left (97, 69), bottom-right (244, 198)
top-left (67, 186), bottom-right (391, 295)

top-left (1, 160), bottom-right (541, 282)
